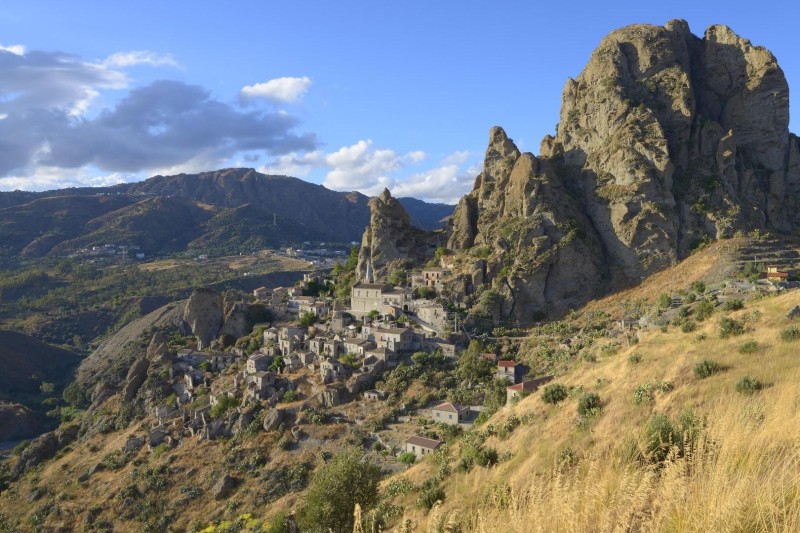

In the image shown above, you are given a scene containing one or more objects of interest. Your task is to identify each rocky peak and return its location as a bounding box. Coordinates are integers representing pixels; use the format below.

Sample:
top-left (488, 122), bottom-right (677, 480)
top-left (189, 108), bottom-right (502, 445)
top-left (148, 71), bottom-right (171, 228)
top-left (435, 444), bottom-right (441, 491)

top-left (442, 20), bottom-right (800, 325)
top-left (355, 188), bottom-right (444, 282)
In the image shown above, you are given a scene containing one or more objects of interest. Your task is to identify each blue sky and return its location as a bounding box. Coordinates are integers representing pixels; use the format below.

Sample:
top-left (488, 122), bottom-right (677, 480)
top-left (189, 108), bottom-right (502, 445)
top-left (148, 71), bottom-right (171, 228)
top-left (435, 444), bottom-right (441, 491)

top-left (0, 1), bottom-right (798, 202)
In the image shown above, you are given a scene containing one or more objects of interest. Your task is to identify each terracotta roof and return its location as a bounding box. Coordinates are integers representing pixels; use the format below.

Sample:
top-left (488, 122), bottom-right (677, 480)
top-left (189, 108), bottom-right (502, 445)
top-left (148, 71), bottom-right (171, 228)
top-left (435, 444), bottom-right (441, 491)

top-left (497, 360), bottom-right (517, 367)
top-left (433, 402), bottom-right (468, 413)
top-left (507, 377), bottom-right (551, 392)
top-left (406, 435), bottom-right (442, 449)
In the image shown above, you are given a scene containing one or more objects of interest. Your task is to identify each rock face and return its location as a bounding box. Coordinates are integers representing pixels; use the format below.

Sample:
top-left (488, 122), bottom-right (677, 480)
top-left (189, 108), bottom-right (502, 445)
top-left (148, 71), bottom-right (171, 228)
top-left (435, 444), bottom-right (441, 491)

top-left (441, 20), bottom-right (800, 325)
top-left (183, 288), bottom-right (224, 349)
top-left (355, 189), bottom-right (446, 282)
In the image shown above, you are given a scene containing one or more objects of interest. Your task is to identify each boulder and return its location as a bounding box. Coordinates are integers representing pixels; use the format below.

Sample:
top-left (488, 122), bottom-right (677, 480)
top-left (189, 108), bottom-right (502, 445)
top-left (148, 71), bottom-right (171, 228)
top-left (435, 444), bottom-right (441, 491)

top-left (212, 474), bottom-right (238, 500)
top-left (123, 435), bottom-right (144, 454)
top-left (787, 305), bottom-right (800, 319)
top-left (262, 408), bottom-right (285, 432)
top-left (13, 432), bottom-right (58, 477)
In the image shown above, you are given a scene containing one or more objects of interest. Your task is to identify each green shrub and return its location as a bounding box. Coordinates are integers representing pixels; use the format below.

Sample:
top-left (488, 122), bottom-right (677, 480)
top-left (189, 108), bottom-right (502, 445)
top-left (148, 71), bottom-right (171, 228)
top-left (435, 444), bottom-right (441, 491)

top-left (577, 392), bottom-right (601, 416)
top-left (680, 320), bottom-right (697, 333)
top-left (658, 293), bottom-right (672, 310)
top-left (694, 301), bottom-right (716, 321)
top-left (280, 389), bottom-right (300, 403)
top-left (690, 281), bottom-right (706, 294)
top-left (633, 381), bottom-right (672, 405)
top-left (628, 353), bottom-right (642, 365)
top-left (719, 317), bottom-right (744, 338)
top-left (398, 452), bottom-right (416, 465)
top-left (416, 479), bottom-right (445, 509)
top-left (738, 341), bottom-right (759, 354)
top-left (694, 359), bottom-right (721, 379)
top-left (723, 299), bottom-right (744, 311)
top-left (736, 376), bottom-right (763, 395)
top-left (780, 326), bottom-right (800, 342)
top-left (695, 332), bottom-right (707, 342)
top-left (541, 384), bottom-right (569, 405)
top-left (642, 413), bottom-right (681, 463)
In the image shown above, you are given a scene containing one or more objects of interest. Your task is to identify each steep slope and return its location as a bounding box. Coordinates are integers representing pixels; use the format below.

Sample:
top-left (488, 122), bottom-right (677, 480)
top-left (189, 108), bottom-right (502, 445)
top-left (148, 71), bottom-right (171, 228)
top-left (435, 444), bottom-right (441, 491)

top-left (0, 195), bottom-right (136, 256)
top-left (443, 20), bottom-right (800, 324)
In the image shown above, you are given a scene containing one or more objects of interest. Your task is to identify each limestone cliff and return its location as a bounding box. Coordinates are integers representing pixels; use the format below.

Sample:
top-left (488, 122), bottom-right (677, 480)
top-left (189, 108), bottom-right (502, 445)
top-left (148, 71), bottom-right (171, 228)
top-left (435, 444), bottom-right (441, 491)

top-left (445, 20), bottom-right (800, 325)
top-left (355, 188), bottom-right (445, 282)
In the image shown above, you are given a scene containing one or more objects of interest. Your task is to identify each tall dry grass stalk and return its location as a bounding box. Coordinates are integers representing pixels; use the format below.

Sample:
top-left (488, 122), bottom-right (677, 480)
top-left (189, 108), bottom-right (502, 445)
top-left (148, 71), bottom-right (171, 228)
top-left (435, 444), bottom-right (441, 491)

top-left (458, 380), bottom-right (800, 532)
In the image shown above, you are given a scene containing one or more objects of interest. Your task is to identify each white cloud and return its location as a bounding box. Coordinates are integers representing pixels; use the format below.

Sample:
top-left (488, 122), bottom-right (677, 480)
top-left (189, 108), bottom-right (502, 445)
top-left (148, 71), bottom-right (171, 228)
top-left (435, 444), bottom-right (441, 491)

top-left (103, 50), bottom-right (179, 68)
top-left (391, 158), bottom-right (478, 204)
top-left (259, 150), bottom-right (323, 177)
top-left (241, 76), bottom-right (311, 103)
top-left (0, 44), bottom-right (25, 55)
top-left (0, 166), bottom-right (133, 192)
top-left (323, 140), bottom-right (408, 191)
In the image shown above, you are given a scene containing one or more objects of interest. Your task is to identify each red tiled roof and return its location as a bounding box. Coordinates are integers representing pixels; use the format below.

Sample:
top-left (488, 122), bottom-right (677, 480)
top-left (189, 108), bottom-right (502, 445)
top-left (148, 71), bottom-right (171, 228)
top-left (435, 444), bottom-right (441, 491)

top-left (507, 377), bottom-right (551, 392)
top-left (406, 435), bottom-right (442, 449)
top-left (497, 360), bottom-right (517, 367)
top-left (433, 402), bottom-right (467, 413)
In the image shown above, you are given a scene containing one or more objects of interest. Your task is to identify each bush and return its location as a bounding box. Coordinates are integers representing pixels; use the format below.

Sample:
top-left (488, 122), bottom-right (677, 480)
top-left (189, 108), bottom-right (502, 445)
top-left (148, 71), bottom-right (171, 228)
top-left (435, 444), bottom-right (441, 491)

top-left (577, 392), bottom-right (601, 416)
top-left (297, 449), bottom-right (381, 532)
top-left (690, 281), bottom-right (706, 294)
top-left (642, 413), bottom-right (681, 463)
top-left (680, 320), bottom-right (697, 333)
top-left (719, 317), bottom-right (744, 338)
top-left (694, 301), bottom-right (716, 321)
top-left (541, 384), bottom-right (569, 405)
top-left (780, 326), bottom-right (800, 342)
top-left (398, 452), bottom-right (416, 465)
top-left (723, 299), bottom-right (744, 311)
top-left (736, 376), bottom-right (763, 395)
top-left (657, 293), bottom-right (671, 310)
top-left (694, 359), bottom-right (721, 379)
top-left (209, 395), bottom-right (239, 419)
top-left (416, 479), bottom-right (445, 510)
top-left (628, 353), bottom-right (642, 365)
top-left (738, 341), bottom-right (759, 354)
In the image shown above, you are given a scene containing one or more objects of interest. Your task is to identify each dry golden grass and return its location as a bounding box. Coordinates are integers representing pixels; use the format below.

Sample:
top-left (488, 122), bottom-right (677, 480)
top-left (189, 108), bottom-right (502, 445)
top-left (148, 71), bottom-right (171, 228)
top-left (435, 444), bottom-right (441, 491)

top-left (395, 290), bottom-right (800, 532)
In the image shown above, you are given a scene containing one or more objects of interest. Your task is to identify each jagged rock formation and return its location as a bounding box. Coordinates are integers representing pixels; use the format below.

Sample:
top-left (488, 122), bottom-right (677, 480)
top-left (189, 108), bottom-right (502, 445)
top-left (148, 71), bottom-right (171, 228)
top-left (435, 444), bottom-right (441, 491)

top-left (445, 20), bottom-right (800, 324)
top-left (355, 188), bottom-right (446, 282)
top-left (183, 288), bottom-right (224, 349)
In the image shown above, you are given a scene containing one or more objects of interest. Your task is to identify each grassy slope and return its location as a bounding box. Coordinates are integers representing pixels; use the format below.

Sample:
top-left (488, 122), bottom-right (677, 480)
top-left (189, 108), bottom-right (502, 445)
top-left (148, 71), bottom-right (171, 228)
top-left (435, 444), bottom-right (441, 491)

top-left (395, 289), bottom-right (800, 532)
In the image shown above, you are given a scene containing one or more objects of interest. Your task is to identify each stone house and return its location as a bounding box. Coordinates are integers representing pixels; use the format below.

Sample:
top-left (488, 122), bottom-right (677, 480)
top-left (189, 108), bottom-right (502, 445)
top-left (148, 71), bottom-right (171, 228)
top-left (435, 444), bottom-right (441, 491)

top-left (421, 267), bottom-right (450, 290)
top-left (184, 369), bottom-right (204, 391)
top-left (299, 301), bottom-right (329, 319)
top-left (365, 347), bottom-right (397, 369)
top-left (279, 326), bottom-right (305, 341)
top-left (344, 338), bottom-right (375, 357)
top-left (497, 360), bottom-right (524, 383)
top-left (208, 352), bottom-right (238, 372)
top-left (262, 327), bottom-right (279, 342)
top-left (416, 301), bottom-right (447, 330)
top-left (247, 353), bottom-right (272, 374)
top-left (375, 327), bottom-right (417, 352)
top-left (320, 357), bottom-right (350, 384)
top-left (350, 283), bottom-right (413, 317)
top-left (289, 295), bottom-right (315, 312)
top-left (431, 402), bottom-right (469, 425)
top-left (330, 311), bottom-right (353, 332)
top-left (279, 335), bottom-right (304, 356)
top-left (506, 376), bottom-right (552, 406)
top-left (363, 389), bottom-right (386, 401)
top-left (253, 287), bottom-right (271, 300)
top-left (245, 371), bottom-right (276, 401)
top-left (406, 435), bottom-right (442, 458)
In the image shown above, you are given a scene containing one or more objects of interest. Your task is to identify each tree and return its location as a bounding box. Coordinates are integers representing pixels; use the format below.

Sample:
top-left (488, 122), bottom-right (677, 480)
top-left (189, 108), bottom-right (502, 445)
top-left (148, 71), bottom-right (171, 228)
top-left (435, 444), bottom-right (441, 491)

top-left (366, 309), bottom-right (380, 321)
top-left (39, 382), bottom-right (55, 395)
top-left (297, 449), bottom-right (381, 533)
top-left (300, 312), bottom-right (318, 327)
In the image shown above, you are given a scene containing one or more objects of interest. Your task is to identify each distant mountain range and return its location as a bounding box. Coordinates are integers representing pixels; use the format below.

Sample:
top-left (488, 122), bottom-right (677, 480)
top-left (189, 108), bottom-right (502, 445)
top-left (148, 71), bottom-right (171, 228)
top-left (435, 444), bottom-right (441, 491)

top-left (0, 169), bottom-right (454, 258)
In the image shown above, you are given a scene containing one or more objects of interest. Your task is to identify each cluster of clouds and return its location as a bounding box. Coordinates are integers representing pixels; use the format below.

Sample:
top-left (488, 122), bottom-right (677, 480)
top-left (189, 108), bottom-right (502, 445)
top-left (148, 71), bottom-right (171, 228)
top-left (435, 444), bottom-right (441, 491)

top-left (0, 44), bottom-right (316, 189)
top-left (260, 143), bottom-right (479, 204)
top-left (0, 43), bottom-right (478, 203)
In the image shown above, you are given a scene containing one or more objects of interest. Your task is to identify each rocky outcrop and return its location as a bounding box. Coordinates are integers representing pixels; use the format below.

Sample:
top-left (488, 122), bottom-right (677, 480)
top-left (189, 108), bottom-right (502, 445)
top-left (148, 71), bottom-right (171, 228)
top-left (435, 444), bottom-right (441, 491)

top-left (262, 408), bottom-right (286, 432)
top-left (183, 289), bottom-right (224, 349)
top-left (443, 21), bottom-right (800, 325)
top-left (355, 189), bottom-right (446, 282)
top-left (121, 356), bottom-right (150, 403)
